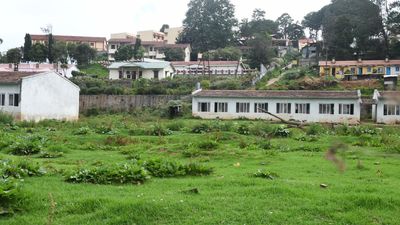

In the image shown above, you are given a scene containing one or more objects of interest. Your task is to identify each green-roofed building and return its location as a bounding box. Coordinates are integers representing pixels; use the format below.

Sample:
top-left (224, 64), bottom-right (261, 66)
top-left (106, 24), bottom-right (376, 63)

top-left (108, 59), bottom-right (174, 80)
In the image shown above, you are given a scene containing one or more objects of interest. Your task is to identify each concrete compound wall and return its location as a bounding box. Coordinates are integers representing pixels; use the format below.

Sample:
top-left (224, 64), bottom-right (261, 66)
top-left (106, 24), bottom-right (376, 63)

top-left (79, 95), bottom-right (183, 112)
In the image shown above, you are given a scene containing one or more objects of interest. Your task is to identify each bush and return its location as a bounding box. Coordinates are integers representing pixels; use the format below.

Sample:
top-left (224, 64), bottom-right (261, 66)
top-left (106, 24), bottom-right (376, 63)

top-left (147, 124), bottom-right (172, 136)
top-left (8, 135), bottom-right (47, 155)
top-left (306, 124), bottom-right (325, 136)
top-left (184, 163), bottom-right (213, 176)
top-left (73, 127), bottom-right (91, 135)
top-left (191, 123), bottom-right (211, 134)
top-left (166, 121), bottom-right (185, 131)
top-left (249, 123), bottom-right (274, 136)
top-left (0, 112), bottom-right (13, 125)
top-left (95, 125), bottom-right (115, 135)
top-left (236, 124), bottom-right (250, 135)
top-left (197, 140), bottom-right (219, 151)
top-left (105, 136), bottom-right (133, 146)
top-left (1, 159), bottom-right (45, 179)
top-left (142, 159), bottom-right (186, 178)
top-left (274, 125), bottom-right (291, 137)
top-left (65, 163), bottom-right (149, 185)
top-left (258, 139), bottom-right (272, 150)
top-left (0, 178), bottom-right (20, 213)
top-left (252, 169), bottom-right (279, 180)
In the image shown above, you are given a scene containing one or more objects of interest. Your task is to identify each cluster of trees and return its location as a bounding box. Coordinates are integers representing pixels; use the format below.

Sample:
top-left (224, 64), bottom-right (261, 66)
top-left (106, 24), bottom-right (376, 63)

top-left (3, 33), bottom-right (97, 67)
top-left (114, 38), bottom-right (145, 61)
top-left (177, 0), bottom-right (305, 68)
top-left (302, 0), bottom-right (400, 60)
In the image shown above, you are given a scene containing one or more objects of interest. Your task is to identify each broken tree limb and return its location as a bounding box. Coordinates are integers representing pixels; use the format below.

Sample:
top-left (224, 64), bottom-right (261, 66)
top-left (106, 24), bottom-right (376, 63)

top-left (257, 107), bottom-right (304, 127)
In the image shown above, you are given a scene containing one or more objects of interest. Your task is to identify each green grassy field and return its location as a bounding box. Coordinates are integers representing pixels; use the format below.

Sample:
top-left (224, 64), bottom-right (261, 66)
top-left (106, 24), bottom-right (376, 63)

top-left (1, 114), bottom-right (400, 225)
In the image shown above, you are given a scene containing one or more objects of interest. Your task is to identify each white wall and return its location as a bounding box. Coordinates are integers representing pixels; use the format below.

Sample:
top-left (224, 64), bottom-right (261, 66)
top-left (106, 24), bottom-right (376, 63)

top-left (192, 96), bottom-right (361, 124)
top-left (0, 84), bottom-right (22, 118)
top-left (109, 66), bottom-right (174, 80)
top-left (376, 100), bottom-right (400, 124)
top-left (20, 72), bottom-right (80, 121)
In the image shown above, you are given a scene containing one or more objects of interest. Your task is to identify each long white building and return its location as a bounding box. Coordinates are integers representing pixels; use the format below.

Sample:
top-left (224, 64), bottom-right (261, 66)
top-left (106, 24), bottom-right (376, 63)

top-left (373, 90), bottom-right (400, 124)
top-left (192, 89), bottom-right (362, 124)
top-left (0, 71), bottom-right (80, 121)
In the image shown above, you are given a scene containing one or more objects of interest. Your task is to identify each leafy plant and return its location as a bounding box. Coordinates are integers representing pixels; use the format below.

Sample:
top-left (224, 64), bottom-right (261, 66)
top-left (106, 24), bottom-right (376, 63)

top-left (274, 125), bottom-right (291, 137)
top-left (73, 127), bottom-right (91, 135)
top-left (8, 135), bottom-right (47, 155)
top-left (237, 124), bottom-right (250, 135)
top-left (147, 124), bottom-right (172, 136)
top-left (197, 140), bottom-right (219, 151)
top-left (252, 169), bottom-right (279, 180)
top-left (191, 123), bottom-right (211, 134)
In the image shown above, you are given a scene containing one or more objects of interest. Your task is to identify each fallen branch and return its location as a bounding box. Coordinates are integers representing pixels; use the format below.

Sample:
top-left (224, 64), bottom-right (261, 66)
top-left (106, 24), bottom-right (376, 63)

top-left (257, 107), bottom-right (304, 127)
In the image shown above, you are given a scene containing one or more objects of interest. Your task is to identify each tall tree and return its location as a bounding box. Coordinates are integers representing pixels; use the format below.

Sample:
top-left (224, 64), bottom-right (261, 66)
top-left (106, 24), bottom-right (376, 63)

top-left (47, 33), bottom-right (55, 63)
top-left (178, 0), bottom-right (237, 54)
top-left (276, 13), bottom-right (294, 39)
top-left (160, 24), bottom-right (170, 33)
top-left (239, 9), bottom-right (279, 44)
top-left (133, 38), bottom-right (144, 60)
top-left (248, 33), bottom-right (275, 68)
top-left (287, 23), bottom-right (305, 40)
top-left (71, 44), bottom-right (96, 66)
top-left (6, 48), bottom-right (22, 71)
top-left (23, 33), bottom-right (32, 62)
top-left (163, 48), bottom-right (185, 61)
top-left (31, 43), bottom-right (48, 63)
top-left (114, 45), bottom-right (134, 61)
top-left (53, 41), bottom-right (68, 64)
top-left (302, 11), bottom-right (324, 39)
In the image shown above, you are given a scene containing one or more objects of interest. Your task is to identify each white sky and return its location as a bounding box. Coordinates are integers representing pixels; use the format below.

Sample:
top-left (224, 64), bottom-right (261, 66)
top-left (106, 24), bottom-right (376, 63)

top-left (0, 0), bottom-right (331, 51)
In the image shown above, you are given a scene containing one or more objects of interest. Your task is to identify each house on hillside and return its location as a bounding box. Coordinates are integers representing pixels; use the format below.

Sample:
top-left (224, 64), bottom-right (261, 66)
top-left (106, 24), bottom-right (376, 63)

top-left (107, 34), bottom-right (191, 62)
top-left (319, 59), bottom-right (400, 80)
top-left (0, 71), bottom-right (80, 121)
top-left (31, 34), bottom-right (107, 52)
top-left (172, 61), bottom-right (251, 75)
top-left (0, 63), bottom-right (79, 78)
top-left (192, 89), bottom-right (362, 124)
top-left (137, 30), bottom-right (166, 42)
top-left (108, 59), bottom-right (174, 80)
top-left (373, 90), bottom-right (400, 124)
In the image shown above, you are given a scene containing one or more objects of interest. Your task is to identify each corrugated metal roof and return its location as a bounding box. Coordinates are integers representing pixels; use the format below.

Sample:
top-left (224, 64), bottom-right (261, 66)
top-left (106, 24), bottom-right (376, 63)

top-left (319, 60), bottom-right (400, 67)
top-left (193, 90), bottom-right (361, 99)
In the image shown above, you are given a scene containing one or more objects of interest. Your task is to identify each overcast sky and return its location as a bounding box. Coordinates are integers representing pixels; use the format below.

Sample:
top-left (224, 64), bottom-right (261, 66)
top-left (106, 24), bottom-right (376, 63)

top-left (0, 0), bottom-right (331, 52)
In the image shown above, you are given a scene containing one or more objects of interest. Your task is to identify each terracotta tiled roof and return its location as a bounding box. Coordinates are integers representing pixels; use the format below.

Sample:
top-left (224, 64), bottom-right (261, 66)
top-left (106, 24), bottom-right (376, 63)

top-left (377, 91), bottom-right (400, 100)
top-left (319, 60), bottom-right (400, 67)
top-left (0, 72), bottom-right (37, 84)
top-left (193, 90), bottom-right (360, 99)
top-left (31, 34), bottom-right (106, 42)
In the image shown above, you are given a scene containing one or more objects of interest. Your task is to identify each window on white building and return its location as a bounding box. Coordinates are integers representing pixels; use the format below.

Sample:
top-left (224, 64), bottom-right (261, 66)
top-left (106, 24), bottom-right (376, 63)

top-left (118, 71), bottom-right (123, 79)
top-left (126, 71), bottom-right (131, 79)
top-left (198, 102), bottom-right (210, 112)
top-left (254, 103), bottom-right (268, 113)
top-left (236, 103), bottom-right (250, 113)
top-left (383, 104), bottom-right (400, 116)
top-left (153, 70), bottom-right (159, 79)
top-left (111, 45), bottom-right (116, 50)
top-left (276, 103), bottom-right (291, 114)
top-left (8, 94), bottom-right (19, 107)
top-left (319, 104), bottom-right (335, 114)
top-left (295, 103), bottom-right (310, 114)
top-left (214, 102), bottom-right (228, 113)
top-left (0, 94), bottom-right (5, 106)
top-left (339, 104), bottom-right (354, 115)
top-left (396, 66), bottom-right (400, 72)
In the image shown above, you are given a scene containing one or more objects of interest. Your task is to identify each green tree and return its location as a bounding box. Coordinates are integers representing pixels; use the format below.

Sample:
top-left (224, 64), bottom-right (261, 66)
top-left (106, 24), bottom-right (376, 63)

top-left (160, 24), bottom-right (170, 33)
top-left (178, 0), bottom-right (237, 54)
top-left (248, 33), bottom-right (275, 68)
top-left (302, 11), bottom-right (324, 39)
top-left (239, 9), bottom-right (279, 44)
top-left (53, 41), bottom-right (68, 64)
top-left (276, 13), bottom-right (294, 39)
top-left (204, 47), bottom-right (242, 61)
top-left (71, 44), bottom-right (96, 66)
top-left (163, 48), bottom-right (185, 61)
top-left (23, 33), bottom-right (32, 62)
top-left (287, 23), bottom-right (305, 40)
top-left (133, 38), bottom-right (144, 60)
top-left (30, 43), bottom-right (48, 62)
top-left (6, 48), bottom-right (22, 71)
top-left (114, 45), bottom-right (134, 61)
top-left (47, 33), bottom-right (55, 63)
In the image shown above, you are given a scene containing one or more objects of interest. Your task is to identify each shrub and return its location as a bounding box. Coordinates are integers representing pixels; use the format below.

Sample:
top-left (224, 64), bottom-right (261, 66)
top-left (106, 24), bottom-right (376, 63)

top-left (0, 112), bottom-right (13, 125)
top-left (252, 169), bottom-right (279, 180)
top-left (184, 163), bottom-right (213, 176)
top-left (147, 124), bottom-right (172, 136)
top-left (8, 135), bottom-right (47, 155)
top-left (306, 123), bottom-right (325, 136)
top-left (142, 159), bottom-right (185, 178)
top-left (191, 123), bottom-right (211, 134)
top-left (239, 139), bottom-right (249, 149)
top-left (0, 178), bottom-right (20, 213)
top-left (211, 120), bottom-right (233, 132)
top-left (274, 125), bottom-right (291, 137)
top-left (38, 151), bottom-right (63, 158)
top-left (95, 125), bottom-right (115, 135)
top-left (353, 134), bottom-right (381, 147)
top-left (249, 123), bottom-right (274, 136)
top-left (197, 140), bottom-right (219, 151)
top-left (258, 139), bottom-right (272, 150)
top-left (166, 121), bottom-right (185, 131)
top-left (1, 159), bottom-right (45, 179)
top-left (65, 163), bottom-right (149, 185)
top-left (236, 124), bottom-right (250, 135)
top-left (73, 127), bottom-right (91, 135)
top-left (182, 149), bottom-right (202, 158)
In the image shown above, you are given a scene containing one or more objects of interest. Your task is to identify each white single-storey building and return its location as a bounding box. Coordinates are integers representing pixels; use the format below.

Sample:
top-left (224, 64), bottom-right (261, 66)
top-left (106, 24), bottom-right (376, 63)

top-left (192, 89), bottom-right (362, 124)
top-left (108, 59), bottom-right (174, 80)
top-left (373, 90), bottom-right (400, 124)
top-left (0, 71), bottom-right (80, 121)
